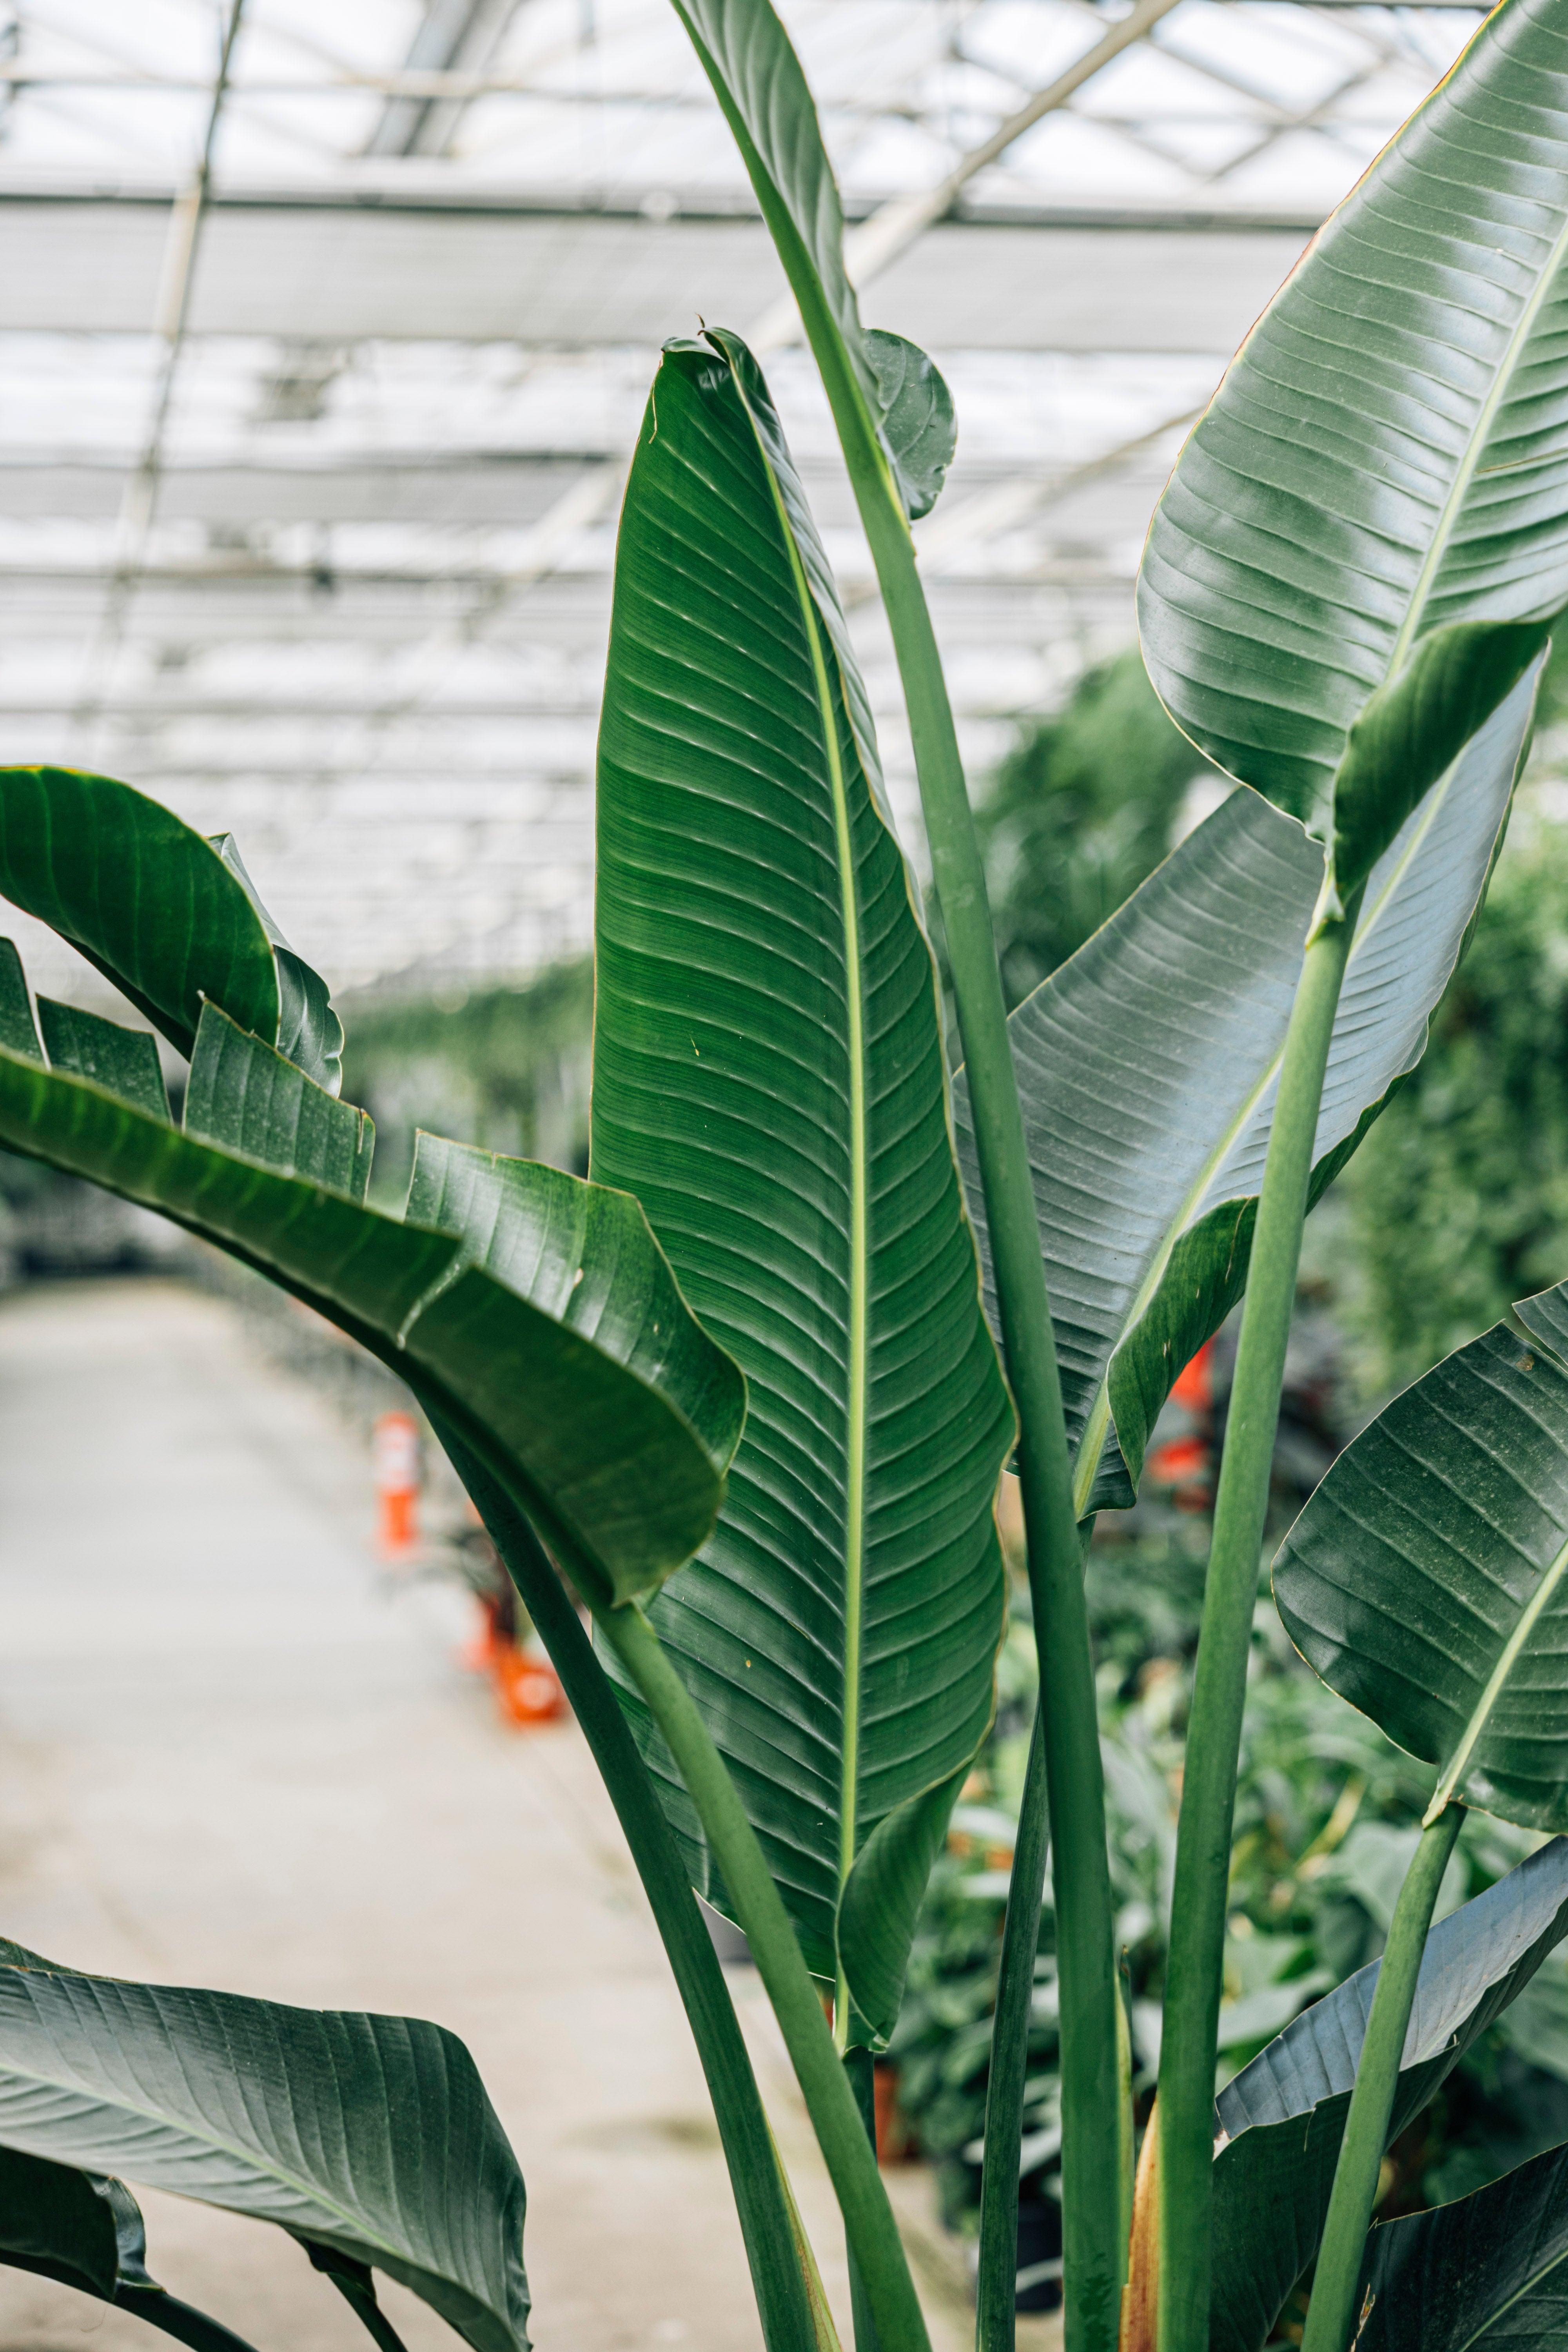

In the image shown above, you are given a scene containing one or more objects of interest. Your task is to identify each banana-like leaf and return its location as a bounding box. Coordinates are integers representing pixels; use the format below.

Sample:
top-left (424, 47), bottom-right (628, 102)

top-left (667, 0), bottom-right (954, 519)
top-left (592, 328), bottom-right (1012, 2021)
top-left (1276, 1268), bottom-right (1568, 1832)
top-left (955, 660), bottom-right (1538, 1517)
top-left (0, 769), bottom-right (278, 1056)
top-left (0, 1949), bottom-right (530, 2352)
top-left (211, 832), bottom-right (344, 1095)
top-left (0, 962), bottom-right (743, 1608)
top-left (1357, 2134), bottom-right (1568, 2351)
top-left (1207, 1837), bottom-right (1568, 2352)
top-left (1138, 0), bottom-right (1568, 814)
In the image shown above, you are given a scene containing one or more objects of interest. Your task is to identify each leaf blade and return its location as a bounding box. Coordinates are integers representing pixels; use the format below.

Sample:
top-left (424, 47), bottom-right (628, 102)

top-left (591, 331), bottom-right (1011, 2000)
top-left (1137, 0), bottom-right (1568, 809)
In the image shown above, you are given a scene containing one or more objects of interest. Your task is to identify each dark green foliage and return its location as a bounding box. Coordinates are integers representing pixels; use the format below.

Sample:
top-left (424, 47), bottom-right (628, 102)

top-left (979, 648), bottom-right (1220, 1009)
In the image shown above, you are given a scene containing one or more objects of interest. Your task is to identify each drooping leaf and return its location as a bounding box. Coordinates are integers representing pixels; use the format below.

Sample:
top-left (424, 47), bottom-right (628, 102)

top-left (36, 998), bottom-right (170, 1123)
top-left (211, 833), bottom-right (345, 1095)
top-left (592, 328), bottom-right (1012, 2012)
top-left (1137, 0), bottom-right (1568, 813)
top-left (1276, 1269), bottom-right (1568, 1832)
top-left (954, 659), bottom-right (1538, 1516)
top-left (667, 0), bottom-right (955, 519)
top-left (1356, 2133), bottom-right (1568, 2351)
top-left (0, 951), bottom-right (744, 1608)
top-left (0, 768), bottom-right (278, 1056)
top-left (1207, 1837), bottom-right (1568, 2352)
top-left (0, 1955), bottom-right (531, 2352)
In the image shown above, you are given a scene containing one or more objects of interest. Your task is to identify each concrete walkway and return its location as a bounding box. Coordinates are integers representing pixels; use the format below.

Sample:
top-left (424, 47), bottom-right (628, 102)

top-left (0, 1278), bottom-right (1027, 2352)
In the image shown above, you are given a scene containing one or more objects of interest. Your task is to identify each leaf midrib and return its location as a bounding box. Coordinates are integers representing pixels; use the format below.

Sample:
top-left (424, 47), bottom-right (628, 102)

top-left (1071, 763), bottom-right (1458, 1517)
top-left (1383, 193), bottom-right (1568, 677)
top-left (740, 388), bottom-right (870, 1967)
top-left (1425, 1522), bottom-right (1568, 1823)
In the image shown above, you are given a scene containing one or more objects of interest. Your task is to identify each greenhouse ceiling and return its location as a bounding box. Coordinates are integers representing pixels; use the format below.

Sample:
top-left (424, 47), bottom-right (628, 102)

top-left (0, 0), bottom-right (1485, 1000)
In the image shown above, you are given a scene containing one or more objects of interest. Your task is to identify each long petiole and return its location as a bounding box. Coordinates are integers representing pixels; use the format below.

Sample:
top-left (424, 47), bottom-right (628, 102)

top-left (434, 1423), bottom-right (823, 2352)
top-left (833, 393), bottom-right (1122, 2352)
top-left (1299, 1805), bottom-right (1463, 2352)
top-left (975, 1700), bottom-right (1051, 2352)
top-left (1155, 889), bottom-right (1363, 2352)
top-left (597, 1597), bottom-right (933, 2352)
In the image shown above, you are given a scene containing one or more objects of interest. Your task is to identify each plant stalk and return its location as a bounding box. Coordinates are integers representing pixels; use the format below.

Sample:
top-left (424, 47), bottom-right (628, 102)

top-left (598, 1597), bottom-right (933, 2352)
top-left (434, 1423), bottom-right (822, 2352)
top-left (1154, 891), bottom-right (1363, 2352)
top-left (838, 389), bottom-right (1122, 2352)
top-left (976, 1686), bottom-right (1051, 2351)
top-left (844, 2045), bottom-right (882, 2352)
top-left (1299, 1804), bottom-right (1463, 2352)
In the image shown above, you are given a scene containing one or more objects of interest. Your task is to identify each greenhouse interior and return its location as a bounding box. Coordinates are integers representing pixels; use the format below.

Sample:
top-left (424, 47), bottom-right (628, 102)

top-left (4, 1), bottom-right (1568, 2349)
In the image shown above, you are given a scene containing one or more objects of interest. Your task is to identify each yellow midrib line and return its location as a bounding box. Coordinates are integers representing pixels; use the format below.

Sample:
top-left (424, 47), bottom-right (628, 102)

top-left (1070, 763), bottom-right (1458, 1518)
top-left (751, 430), bottom-right (870, 1963)
top-left (1426, 1523), bottom-right (1568, 1824)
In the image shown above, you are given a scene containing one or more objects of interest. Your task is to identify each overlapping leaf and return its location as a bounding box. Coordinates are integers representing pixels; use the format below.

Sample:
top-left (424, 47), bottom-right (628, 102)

top-left (0, 1946), bottom-right (530, 2352)
top-left (1207, 1837), bottom-right (1568, 2352)
top-left (954, 661), bottom-right (1538, 1515)
top-left (1138, 0), bottom-right (1568, 813)
top-left (667, 0), bottom-right (955, 519)
top-left (1276, 1269), bottom-right (1568, 1832)
top-left (1357, 2134), bottom-right (1568, 2350)
top-left (0, 768), bottom-right (278, 1055)
top-left (0, 940), bottom-right (742, 1609)
top-left (592, 328), bottom-right (1011, 2018)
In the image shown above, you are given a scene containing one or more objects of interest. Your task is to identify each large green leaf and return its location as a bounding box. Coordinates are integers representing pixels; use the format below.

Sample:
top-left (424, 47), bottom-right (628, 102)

top-left (0, 1947), bottom-right (529, 2352)
top-left (1137, 0), bottom-right (1568, 814)
top-left (1357, 2134), bottom-right (1568, 2350)
top-left (592, 327), bottom-right (1012, 2022)
top-left (0, 964), bottom-right (743, 1608)
top-left (0, 769), bottom-right (278, 1056)
top-left (954, 659), bottom-right (1538, 1517)
top-left (666, 0), bottom-right (954, 519)
top-left (1207, 1836), bottom-right (1568, 2352)
top-left (1276, 1269), bottom-right (1568, 1831)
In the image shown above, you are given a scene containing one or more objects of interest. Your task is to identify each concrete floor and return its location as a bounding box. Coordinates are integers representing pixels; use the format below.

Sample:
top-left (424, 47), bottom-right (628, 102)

top-left (0, 1278), bottom-right (1051, 2352)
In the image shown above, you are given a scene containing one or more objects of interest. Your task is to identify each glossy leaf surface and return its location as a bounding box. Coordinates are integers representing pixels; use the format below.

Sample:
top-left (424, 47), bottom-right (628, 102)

top-left (1138, 0), bottom-right (1568, 811)
top-left (0, 1951), bottom-right (530, 2352)
top-left (37, 999), bottom-right (170, 1124)
top-left (0, 769), bottom-right (278, 1055)
top-left (667, 0), bottom-right (953, 518)
top-left (0, 954), bottom-right (743, 1607)
top-left (1208, 1837), bottom-right (1568, 2352)
top-left (593, 330), bottom-right (1011, 2007)
top-left (955, 662), bottom-right (1536, 1515)
top-left (186, 1002), bottom-right (371, 1201)
top-left (1357, 2134), bottom-right (1568, 2351)
top-left (1276, 1271), bottom-right (1568, 1831)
